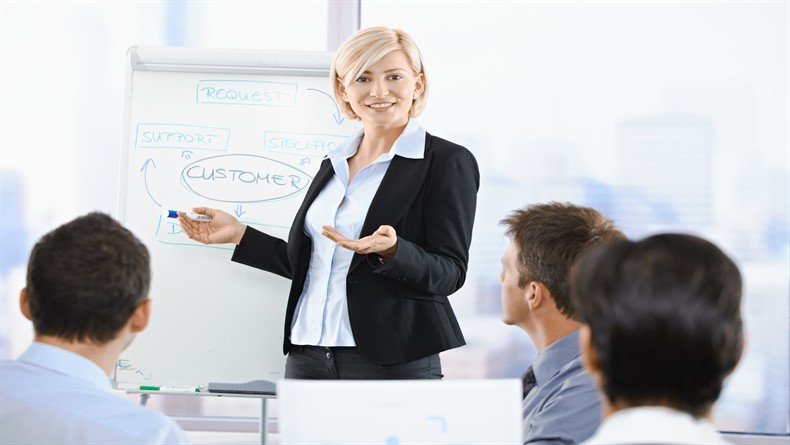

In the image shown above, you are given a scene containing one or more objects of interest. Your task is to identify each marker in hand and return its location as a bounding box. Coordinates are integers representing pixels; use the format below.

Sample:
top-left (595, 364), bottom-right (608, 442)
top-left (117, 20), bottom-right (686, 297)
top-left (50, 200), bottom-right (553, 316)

top-left (163, 209), bottom-right (211, 222)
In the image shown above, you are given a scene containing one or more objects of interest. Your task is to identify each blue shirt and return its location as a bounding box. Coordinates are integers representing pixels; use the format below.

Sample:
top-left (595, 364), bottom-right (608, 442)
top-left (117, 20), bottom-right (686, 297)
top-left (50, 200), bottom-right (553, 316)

top-left (0, 342), bottom-right (189, 444)
top-left (523, 330), bottom-right (602, 445)
top-left (290, 119), bottom-right (426, 346)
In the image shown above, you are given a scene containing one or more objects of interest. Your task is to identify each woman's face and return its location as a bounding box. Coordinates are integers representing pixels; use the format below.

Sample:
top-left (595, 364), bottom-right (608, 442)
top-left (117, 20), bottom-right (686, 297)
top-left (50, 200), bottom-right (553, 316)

top-left (339, 50), bottom-right (424, 130)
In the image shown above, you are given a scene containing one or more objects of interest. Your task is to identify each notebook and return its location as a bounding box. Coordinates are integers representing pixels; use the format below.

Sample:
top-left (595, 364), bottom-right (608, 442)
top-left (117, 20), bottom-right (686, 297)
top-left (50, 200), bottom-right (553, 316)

top-left (278, 379), bottom-right (522, 444)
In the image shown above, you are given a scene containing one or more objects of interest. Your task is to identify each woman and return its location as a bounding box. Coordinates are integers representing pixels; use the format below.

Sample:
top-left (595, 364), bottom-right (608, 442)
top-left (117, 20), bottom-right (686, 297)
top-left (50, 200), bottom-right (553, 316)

top-left (178, 27), bottom-right (479, 379)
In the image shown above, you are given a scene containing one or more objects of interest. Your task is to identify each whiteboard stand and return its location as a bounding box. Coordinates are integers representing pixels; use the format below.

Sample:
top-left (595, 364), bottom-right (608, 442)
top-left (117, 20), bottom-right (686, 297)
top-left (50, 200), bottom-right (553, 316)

top-left (129, 390), bottom-right (276, 445)
top-left (117, 45), bottom-right (359, 442)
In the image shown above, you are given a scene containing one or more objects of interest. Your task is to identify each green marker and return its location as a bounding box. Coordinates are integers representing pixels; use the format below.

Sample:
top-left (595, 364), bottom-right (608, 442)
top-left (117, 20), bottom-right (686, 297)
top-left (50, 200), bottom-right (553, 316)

top-left (139, 385), bottom-right (200, 393)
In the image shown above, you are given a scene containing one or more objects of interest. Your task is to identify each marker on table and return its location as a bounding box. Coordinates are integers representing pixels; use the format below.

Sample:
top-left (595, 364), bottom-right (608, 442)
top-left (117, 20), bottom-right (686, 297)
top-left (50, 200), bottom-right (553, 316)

top-left (139, 385), bottom-right (201, 393)
top-left (163, 209), bottom-right (211, 222)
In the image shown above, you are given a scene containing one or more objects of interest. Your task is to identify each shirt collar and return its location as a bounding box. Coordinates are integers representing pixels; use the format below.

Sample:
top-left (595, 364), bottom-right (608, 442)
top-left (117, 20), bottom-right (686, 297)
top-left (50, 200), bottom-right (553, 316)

top-left (532, 329), bottom-right (582, 385)
top-left (18, 342), bottom-right (113, 392)
top-left (328, 118), bottom-right (426, 162)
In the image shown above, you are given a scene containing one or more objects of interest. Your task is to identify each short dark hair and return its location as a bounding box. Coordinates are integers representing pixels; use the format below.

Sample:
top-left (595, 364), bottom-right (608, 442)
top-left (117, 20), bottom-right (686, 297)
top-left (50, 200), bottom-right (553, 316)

top-left (25, 212), bottom-right (150, 344)
top-left (500, 202), bottom-right (625, 318)
top-left (570, 234), bottom-right (743, 418)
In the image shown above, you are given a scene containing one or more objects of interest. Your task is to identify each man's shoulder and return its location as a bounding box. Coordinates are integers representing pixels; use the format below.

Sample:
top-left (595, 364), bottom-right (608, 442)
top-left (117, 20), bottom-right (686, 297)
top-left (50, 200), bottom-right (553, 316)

top-left (106, 398), bottom-right (186, 437)
top-left (0, 358), bottom-right (24, 369)
top-left (67, 387), bottom-right (182, 430)
top-left (1, 374), bottom-right (187, 444)
top-left (557, 356), bottom-right (597, 391)
top-left (535, 358), bottom-right (598, 409)
top-left (523, 359), bottom-right (602, 444)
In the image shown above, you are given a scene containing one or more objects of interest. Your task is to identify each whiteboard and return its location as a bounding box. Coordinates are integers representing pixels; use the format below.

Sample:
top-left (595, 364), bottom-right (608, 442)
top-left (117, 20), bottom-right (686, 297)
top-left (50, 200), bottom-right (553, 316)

top-left (114, 46), bottom-right (360, 388)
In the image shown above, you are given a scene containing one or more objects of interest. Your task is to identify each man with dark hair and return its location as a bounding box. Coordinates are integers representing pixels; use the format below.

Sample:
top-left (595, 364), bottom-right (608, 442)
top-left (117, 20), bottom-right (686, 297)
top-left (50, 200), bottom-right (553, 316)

top-left (571, 234), bottom-right (743, 444)
top-left (499, 202), bottom-right (625, 444)
top-left (0, 212), bottom-right (189, 444)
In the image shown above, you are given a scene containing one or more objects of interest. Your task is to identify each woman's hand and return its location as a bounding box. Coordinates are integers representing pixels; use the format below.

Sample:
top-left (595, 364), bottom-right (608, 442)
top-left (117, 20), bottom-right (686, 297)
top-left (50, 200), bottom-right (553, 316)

top-left (177, 207), bottom-right (247, 245)
top-left (322, 224), bottom-right (398, 261)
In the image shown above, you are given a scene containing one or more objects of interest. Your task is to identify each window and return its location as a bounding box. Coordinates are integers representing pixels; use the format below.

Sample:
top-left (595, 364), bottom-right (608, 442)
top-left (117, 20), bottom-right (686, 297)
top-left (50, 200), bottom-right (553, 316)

top-left (361, 0), bottom-right (789, 435)
top-left (0, 0), bottom-right (329, 428)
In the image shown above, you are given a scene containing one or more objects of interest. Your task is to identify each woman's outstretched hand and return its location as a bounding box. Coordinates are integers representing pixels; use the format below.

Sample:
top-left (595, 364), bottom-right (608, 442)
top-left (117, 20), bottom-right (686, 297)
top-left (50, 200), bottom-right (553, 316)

top-left (322, 224), bottom-right (398, 261)
top-left (177, 207), bottom-right (247, 245)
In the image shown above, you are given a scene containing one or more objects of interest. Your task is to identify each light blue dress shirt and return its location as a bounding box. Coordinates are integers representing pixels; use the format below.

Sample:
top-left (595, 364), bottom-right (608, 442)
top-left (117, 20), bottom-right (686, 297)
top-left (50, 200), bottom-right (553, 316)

top-left (0, 342), bottom-right (189, 444)
top-left (290, 119), bottom-right (426, 347)
top-left (523, 329), bottom-right (602, 445)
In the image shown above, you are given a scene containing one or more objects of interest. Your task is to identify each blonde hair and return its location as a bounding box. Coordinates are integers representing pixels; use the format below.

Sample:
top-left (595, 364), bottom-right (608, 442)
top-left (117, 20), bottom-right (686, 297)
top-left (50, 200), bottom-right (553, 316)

top-left (331, 27), bottom-right (428, 120)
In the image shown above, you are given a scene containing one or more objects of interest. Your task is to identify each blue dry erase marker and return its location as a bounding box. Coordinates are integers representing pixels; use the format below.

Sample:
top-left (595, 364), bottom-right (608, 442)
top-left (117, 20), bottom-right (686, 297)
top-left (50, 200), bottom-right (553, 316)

top-left (163, 209), bottom-right (211, 222)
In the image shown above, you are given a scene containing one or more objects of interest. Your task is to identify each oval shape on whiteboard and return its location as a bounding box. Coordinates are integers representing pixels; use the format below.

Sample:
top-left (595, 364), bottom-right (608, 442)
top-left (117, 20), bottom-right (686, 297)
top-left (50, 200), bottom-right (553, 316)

top-left (181, 154), bottom-right (313, 203)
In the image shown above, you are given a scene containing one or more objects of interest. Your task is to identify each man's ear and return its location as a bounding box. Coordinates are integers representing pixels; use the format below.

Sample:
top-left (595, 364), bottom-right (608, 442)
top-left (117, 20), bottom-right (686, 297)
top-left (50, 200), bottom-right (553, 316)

top-left (129, 298), bottom-right (151, 333)
top-left (579, 325), bottom-right (602, 375)
top-left (526, 281), bottom-right (549, 310)
top-left (19, 288), bottom-right (32, 321)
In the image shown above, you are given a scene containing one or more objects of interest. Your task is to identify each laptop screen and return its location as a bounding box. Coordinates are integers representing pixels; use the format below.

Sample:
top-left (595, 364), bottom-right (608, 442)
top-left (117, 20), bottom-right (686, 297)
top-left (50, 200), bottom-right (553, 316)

top-left (278, 379), bottom-right (522, 444)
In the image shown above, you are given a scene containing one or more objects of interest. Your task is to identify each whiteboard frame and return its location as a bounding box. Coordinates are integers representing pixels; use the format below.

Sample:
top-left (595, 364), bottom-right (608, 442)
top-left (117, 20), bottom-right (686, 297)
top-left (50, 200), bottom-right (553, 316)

top-left (129, 45), bottom-right (333, 76)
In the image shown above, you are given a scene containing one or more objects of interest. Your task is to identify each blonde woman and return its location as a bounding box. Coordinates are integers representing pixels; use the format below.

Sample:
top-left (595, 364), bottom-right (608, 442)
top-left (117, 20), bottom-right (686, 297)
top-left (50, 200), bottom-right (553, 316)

top-left (179, 27), bottom-right (479, 379)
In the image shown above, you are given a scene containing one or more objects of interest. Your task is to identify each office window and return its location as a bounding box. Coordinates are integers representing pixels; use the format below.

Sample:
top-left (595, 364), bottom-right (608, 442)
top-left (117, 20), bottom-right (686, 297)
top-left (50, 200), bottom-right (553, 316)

top-left (1, 0), bottom-right (328, 425)
top-left (361, 0), bottom-right (789, 435)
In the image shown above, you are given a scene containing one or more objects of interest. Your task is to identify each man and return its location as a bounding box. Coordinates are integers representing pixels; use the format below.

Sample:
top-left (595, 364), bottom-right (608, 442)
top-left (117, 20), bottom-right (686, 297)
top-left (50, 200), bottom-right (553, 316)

top-left (0, 212), bottom-right (189, 444)
top-left (499, 202), bottom-right (625, 444)
top-left (570, 234), bottom-right (743, 444)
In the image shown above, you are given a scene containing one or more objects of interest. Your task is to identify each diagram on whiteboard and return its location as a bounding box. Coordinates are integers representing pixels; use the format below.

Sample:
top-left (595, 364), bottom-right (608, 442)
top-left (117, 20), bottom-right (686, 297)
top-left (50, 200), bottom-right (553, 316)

top-left (126, 71), bottom-right (359, 252)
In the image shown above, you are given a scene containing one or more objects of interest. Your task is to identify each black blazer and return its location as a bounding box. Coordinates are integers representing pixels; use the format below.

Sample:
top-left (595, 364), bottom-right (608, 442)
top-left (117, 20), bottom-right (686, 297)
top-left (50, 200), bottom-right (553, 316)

top-left (231, 133), bottom-right (480, 364)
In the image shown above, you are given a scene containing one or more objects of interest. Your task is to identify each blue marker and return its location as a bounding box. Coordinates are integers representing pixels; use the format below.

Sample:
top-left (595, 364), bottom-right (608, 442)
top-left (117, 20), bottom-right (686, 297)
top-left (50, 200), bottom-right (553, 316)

top-left (163, 209), bottom-right (212, 222)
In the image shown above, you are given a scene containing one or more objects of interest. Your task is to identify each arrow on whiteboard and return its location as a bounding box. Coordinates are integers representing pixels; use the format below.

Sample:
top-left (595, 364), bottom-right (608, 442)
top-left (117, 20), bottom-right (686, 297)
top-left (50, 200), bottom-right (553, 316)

top-left (307, 88), bottom-right (345, 125)
top-left (233, 205), bottom-right (246, 218)
top-left (181, 150), bottom-right (193, 160)
top-left (140, 158), bottom-right (161, 207)
top-left (299, 157), bottom-right (310, 166)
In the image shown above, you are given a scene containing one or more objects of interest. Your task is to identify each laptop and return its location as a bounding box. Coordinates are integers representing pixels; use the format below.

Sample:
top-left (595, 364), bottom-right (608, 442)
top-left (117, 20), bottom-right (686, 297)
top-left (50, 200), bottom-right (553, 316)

top-left (278, 379), bottom-right (522, 444)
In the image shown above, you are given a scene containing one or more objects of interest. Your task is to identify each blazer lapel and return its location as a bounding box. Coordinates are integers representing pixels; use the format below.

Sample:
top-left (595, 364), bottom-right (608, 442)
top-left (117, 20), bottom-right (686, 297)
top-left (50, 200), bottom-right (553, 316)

top-left (287, 159), bottom-right (335, 260)
top-left (348, 144), bottom-right (432, 272)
